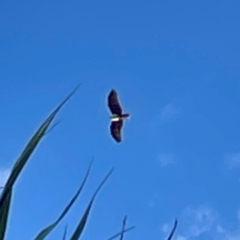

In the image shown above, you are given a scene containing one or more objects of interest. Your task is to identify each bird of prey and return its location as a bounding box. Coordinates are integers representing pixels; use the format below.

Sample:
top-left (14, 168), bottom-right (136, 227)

top-left (107, 89), bottom-right (130, 142)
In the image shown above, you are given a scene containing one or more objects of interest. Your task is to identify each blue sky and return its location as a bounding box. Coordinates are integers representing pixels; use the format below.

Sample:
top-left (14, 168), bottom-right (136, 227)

top-left (0, 0), bottom-right (240, 239)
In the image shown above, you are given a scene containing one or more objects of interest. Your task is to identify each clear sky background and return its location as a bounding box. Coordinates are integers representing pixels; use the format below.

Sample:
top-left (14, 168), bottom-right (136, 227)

top-left (0, 0), bottom-right (240, 240)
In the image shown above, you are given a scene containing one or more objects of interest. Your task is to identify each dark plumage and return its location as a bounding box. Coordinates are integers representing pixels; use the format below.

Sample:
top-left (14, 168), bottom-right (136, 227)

top-left (107, 89), bottom-right (130, 142)
top-left (110, 119), bottom-right (123, 142)
top-left (108, 89), bottom-right (123, 115)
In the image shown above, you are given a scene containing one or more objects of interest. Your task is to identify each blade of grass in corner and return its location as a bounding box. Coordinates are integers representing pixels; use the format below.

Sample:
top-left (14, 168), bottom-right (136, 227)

top-left (0, 85), bottom-right (79, 208)
top-left (62, 225), bottom-right (68, 240)
top-left (69, 168), bottom-right (114, 240)
top-left (166, 218), bottom-right (178, 240)
top-left (105, 226), bottom-right (136, 240)
top-left (119, 216), bottom-right (127, 240)
top-left (0, 188), bottom-right (12, 240)
top-left (0, 85), bottom-right (79, 240)
top-left (33, 160), bottom-right (93, 240)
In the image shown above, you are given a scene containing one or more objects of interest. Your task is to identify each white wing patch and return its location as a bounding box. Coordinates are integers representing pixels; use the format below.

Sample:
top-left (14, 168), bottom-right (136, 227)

top-left (111, 117), bottom-right (120, 122)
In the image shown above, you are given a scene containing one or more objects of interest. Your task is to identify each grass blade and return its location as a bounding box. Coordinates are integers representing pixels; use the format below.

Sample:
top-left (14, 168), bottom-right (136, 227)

top-left (166, 218), bottom-right (178, 240)
top-left (0, 85), bottom-right (79, 207)
top-left (0, 188), bottom-right (12, 240)
top-left (44, 119), bottom-right (62, 136)
top-left (33, 160), bottom-right (93, 240)
top-left (106, 226), bottom-right (136, 240)
top-left (69, 168), bottom-right (114, 240)
top-left (0, 85), bottom-right (79, 239)
top-left (119, 216), bottom-right (127, 240)
top-left (62, 225), bottom-right (68, 240)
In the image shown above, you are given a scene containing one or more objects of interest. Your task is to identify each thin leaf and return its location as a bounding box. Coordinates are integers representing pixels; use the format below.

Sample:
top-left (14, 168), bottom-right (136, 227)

top-left (33, 160), bottom-right (93, 240)
top-left (119, 216), bottom-right (127, 240)
top-left (62, 225), bottom-right (68, 240)
top-left (0, 84), bottom-right (79, 207)
top-left (69, 168), bottom-right (114, 240)
top-left (0, 188), bottom-right (12, 240)
top-left (106, 226), bottom-right (136, 240)
top-left (0, 85), bottom-right (79, 239)
top-left (44, 119), bottom-right (62, 136)
top-left (166, 218), bottom-right (178, 240)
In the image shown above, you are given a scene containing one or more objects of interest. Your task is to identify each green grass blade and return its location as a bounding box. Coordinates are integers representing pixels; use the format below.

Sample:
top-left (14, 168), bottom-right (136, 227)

top-left (105, 226), bottom-right (136, 240)
top-left (69, 168), bottom-right (114, 240)
top-left (0, 188), bottom-right (13, 240)
top-left (119, 216), bottom-right (127, 240)
top-left (0, 85), bottom-right (79, 208)
top-left (44, 119), bottom-right (62, 135)
top-left (11, 84), bottom-right (79, 175)
top-left (166, 218), bottom-right (178, 240)
top-left (0, 85), bottom-right (79, 240)
top-left (62, 225), bottom-right (68, 240)
top-left (33, 160), bottom-right (93, 240)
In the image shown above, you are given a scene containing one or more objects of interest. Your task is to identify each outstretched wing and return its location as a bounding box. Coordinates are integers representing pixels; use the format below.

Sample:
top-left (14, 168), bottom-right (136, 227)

top-left (108, 89), bottom-right (122, 115)
top-left (110, 119), bottom-right (123, 142)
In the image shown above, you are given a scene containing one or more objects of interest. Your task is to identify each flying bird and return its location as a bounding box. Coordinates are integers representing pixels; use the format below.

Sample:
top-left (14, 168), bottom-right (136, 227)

top-left (107, 89), bottom-right (130, 142)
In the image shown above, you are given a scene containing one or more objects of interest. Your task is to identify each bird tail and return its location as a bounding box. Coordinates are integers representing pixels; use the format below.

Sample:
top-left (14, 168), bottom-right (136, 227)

top-left (121, 113), bottom-right (130, 118)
